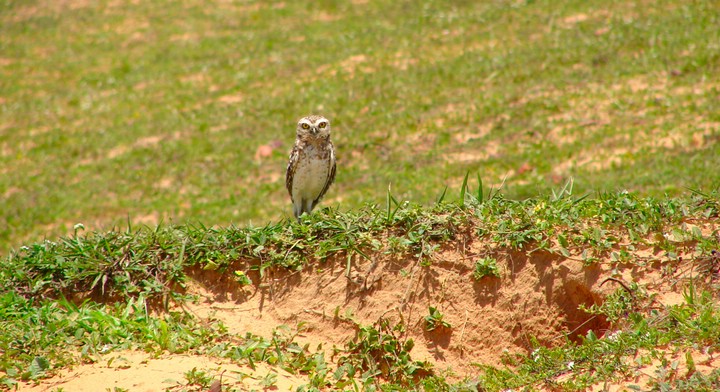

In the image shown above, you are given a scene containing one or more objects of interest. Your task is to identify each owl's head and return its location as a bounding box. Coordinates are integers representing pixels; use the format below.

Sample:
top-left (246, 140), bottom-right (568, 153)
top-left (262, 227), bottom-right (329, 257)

top-left (296, 115), bottom-right (331, 139)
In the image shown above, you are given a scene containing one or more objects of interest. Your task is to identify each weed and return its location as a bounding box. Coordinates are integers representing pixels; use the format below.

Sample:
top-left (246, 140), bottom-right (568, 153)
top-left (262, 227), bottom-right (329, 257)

top-left (424, 306), bottom-right (452, 332)
top-left (259, 372), bottom-right (278, 388)
top-left (183, 367), bottom-right (213, 389)
top-left (474, 278), bottom-right (720, 391)
top-left (233, 271), bottom-right (252, 286)
top-left (0, 293), bottom-right (225, 386)
top-left (473, 257), bottom-right (501, 280)
top-left (581, 280), bottom-right (646, 323)
top-left (340, 318), bottom-right (432, 388)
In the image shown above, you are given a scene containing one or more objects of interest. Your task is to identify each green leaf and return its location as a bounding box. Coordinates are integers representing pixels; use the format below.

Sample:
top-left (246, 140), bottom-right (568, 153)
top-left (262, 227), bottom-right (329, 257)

top-left (686, 352), bottom-right (696, 375)
top-left (558, 233), bottom-right (569, 248)
top-left (28, 357), bottom-right (50, 378)
top-left (260, 372), bottom-right (277, 387)
top-left (476, 172), bottom-right (484, 201)
top-left (459, 172), bottom-right (470, 207)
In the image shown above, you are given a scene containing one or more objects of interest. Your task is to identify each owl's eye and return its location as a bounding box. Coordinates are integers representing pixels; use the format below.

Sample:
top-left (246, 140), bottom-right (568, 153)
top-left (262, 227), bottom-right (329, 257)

top-left (301, 123), bottom-right (310, 129)
top-left (318, 122), bottom-right (327, 129)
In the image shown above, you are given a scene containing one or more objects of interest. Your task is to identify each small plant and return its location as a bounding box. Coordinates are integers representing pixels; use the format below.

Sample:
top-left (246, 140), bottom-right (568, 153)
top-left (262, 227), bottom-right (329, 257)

top-left (581, 279), bottom-right (649, 323)
top-left (233, 270), bottom-right (252, 286)
top-left (473, 257), bottom-right (501, 280)
top-left (424, 306), bottom-right (452, 332)
top-left (340, 318), bottom-right (432, 387)
top-left (26, 356), bottom-right (51, 381)
top-left (184, 367), bottom-right (213, 389)
top-left (259, 372), bottom-right (278, 388)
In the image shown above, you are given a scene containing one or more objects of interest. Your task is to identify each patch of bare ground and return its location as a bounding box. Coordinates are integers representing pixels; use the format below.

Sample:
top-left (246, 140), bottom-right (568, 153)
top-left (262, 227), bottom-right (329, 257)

top-left (442, 110), bottom-right (507, 165)
top-left (297, 25), bottom-right (493, 85)
top-left (559, 9), bottom-right (612, 29)
top-left (102, 131), bottom-right (186, 161)
top-left (314, 54), bottom-right (375, 79)
top-left (17, 350), bottom-right (306, 392)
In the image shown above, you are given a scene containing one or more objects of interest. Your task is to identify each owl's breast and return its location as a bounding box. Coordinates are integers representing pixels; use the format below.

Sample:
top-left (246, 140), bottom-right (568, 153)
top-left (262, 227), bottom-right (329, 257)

top-left (292, 145), bottom-right (334, 200)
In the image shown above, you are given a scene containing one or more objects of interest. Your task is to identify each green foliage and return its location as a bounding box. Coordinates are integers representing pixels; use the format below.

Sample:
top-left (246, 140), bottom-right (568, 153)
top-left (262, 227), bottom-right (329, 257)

top-left (2, 228), bottom-right (190, 303)
top-left (665, 369), bottom-right (720, 392)
top-left (0, 190), bottom-right (719, 389)
top-left (8, 189), bottom-right (716, 307)
top-left (340, 318), bottom-right (432, 388)
top-left (473, 189), bottom-right (720, 257)
top-left (183, 367), bottom-right (214, 389)
top-left (27, 356), bottom-right (50, 380)
top-left (2, 0), bottom-right (720, 388)
top-left (0, 292), bottom-right (225, 386)
top-left (475, 281), bottom-right (720, 391)
top-left (472, 257), bottom-right (500, 280)
top-left (424, 306), bottom-right (452, 332)
top-left (259, 371), bottom-right (278, 388)
top-left (203, 320), bottom-right (437, 390)
top-left (232, 270), bottom-right (252, 286)
top-left (2, 0), bottom-right (720, 252)
top-left (580, 280), bottom-right (647, 323)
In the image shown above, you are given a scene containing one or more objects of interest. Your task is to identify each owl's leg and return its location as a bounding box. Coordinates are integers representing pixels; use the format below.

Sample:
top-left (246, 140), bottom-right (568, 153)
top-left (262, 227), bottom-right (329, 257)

top-left (310, 198), bottom-right (320, 212)
top-left (303, 198), bottom-right (315, 216)
top-left (293, 198), bottom-right (303, 219)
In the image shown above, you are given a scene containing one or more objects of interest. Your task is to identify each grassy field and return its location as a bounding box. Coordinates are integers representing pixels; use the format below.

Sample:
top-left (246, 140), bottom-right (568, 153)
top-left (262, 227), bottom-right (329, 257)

top-left (1, 0), bottom-right (719, 252)
top-left (1, 0), bottom-right (720, 390)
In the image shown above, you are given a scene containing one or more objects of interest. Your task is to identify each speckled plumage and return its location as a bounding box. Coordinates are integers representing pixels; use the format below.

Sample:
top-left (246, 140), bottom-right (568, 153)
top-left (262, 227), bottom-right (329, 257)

top-left (285, 115), bottom-right (336, 219)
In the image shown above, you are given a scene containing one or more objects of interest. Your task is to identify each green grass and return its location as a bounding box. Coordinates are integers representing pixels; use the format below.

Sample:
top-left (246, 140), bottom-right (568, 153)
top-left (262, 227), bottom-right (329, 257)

top-left (2, 0), bottom-right (720, 389)
top-left (2, 0), bottom-right (719, 252)
top-left (1, 190), bottom-right (719, 390)
top-left (0, 291), bottom-right (224, 388)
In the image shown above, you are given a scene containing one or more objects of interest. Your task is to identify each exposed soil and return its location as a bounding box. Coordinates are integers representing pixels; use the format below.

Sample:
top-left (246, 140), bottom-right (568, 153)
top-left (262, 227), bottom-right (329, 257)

top-left (17, 225), bottom-right (719, 391)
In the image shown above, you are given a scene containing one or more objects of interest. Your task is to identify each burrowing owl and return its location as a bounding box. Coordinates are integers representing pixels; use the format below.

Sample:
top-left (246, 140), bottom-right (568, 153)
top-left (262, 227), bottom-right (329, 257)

top-left (286, 115), bottom-right (336, 219)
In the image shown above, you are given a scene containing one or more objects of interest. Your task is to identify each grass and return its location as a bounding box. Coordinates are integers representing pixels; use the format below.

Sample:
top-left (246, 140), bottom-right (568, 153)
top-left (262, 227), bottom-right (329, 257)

top-left (2, 0), bottom-right (720, 390)
top-left (7, 184), bottom-right (714, 307)
top-left (0, 292), bottom-right (224, 388)
top-left (1, 189), bottom-right (719, 390)
top-left (2, 0), bottom-right (719, 252)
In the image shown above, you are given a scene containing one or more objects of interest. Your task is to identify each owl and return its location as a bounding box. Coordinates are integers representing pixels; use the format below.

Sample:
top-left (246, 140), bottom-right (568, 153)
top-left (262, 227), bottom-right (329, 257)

top-left (285, 115), bottom-right (336, 219)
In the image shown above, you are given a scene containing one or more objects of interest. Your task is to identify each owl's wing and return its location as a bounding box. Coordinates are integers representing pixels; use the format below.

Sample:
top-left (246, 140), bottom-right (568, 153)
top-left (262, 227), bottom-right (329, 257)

top-left (286, 145), bottom-right (299, 198)
top-left (313, 144), bottom-right (336, 208)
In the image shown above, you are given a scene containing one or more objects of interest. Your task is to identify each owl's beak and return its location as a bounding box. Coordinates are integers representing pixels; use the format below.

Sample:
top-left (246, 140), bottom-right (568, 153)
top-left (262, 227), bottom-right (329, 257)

top-left (311, 127), bottom-right (318, 134)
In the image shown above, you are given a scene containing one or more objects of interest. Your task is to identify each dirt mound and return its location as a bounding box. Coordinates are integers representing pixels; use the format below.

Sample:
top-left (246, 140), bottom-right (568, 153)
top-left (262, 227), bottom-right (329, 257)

top-left (19, 230), bottom-right (707, 391)
top-left (182, 235), bottom-right (618, 378)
